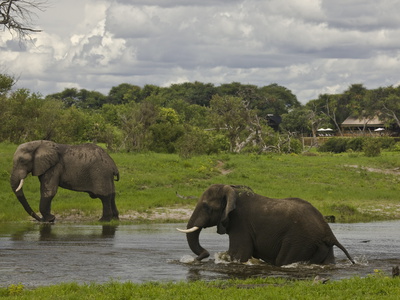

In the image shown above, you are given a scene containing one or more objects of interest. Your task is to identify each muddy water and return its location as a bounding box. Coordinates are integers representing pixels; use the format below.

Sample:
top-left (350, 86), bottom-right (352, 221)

top-left (0, 221), bottom-right (399, 287)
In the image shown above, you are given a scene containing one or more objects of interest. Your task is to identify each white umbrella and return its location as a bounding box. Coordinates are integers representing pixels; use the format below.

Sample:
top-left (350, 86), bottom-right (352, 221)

top-left (374, 128), bottom-right (385, 132)
top-left (317, 128), bottom-right (326, 131)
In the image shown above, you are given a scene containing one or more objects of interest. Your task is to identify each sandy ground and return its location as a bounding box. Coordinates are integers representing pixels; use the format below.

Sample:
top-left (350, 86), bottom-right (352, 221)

top-left (119, 206), bottom-right (194, 222)
top-left (55, 206), bottom-right (194, 223)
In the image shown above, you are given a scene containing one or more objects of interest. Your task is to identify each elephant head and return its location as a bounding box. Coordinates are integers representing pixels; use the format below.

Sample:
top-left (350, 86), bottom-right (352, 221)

top-left (10, 140), bottom-right (60, 221)
top-left (177, 184), bottom-right (251, 261)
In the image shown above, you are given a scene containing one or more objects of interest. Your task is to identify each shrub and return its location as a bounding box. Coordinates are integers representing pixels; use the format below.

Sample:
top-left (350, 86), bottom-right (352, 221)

top-left (176, 128), bottom-right (225, 158)
top-left (319, 137), bottom-right (395, 154)
top-left (346, 137), bottom-right (365, 152)
top-left (319, 138), bottom-right (348, 153)
top-left (363, 139), bottom-right (381, 157)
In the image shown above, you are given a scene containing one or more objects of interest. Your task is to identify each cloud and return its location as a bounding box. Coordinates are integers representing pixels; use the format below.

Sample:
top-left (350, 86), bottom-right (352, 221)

top-left (1, 0), bottom-right (400, 103)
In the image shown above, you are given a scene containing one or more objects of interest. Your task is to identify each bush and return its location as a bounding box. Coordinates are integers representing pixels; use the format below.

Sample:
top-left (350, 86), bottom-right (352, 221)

top-left (363, 139), bottom-right (381, 157)
top-left (379, 137), bottom-right (396, 149)
top-left (319, 137), bottom-right (395, 154)
top-left (346, 137), bottom-right (365, 152)
top-left (176, 128), bottom-right (227, 158)
top-left (319, 138), bottom-right (348, 153)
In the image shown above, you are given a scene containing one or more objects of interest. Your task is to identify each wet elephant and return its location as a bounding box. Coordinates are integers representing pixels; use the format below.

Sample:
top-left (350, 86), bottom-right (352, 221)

top-left (10, 140), bottom-right (119, 222)
top-left (178, 184), bottom-right (355, 266)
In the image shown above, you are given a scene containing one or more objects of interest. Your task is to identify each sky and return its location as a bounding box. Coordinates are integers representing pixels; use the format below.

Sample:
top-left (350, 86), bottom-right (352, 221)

top-left (1, 0), bottom-right (400, 104)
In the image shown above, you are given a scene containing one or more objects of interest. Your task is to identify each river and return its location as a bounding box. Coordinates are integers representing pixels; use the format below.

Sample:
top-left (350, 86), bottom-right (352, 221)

top-left (0, 221), bottom-right (399, 287)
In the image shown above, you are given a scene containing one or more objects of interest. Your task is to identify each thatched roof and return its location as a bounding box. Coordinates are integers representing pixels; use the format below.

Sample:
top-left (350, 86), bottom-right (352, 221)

top-left (341, 116), bottom-right (384, 128)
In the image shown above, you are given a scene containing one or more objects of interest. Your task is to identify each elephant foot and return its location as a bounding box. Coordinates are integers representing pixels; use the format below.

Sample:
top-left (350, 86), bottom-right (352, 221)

top-left (195, 250), bottom-right (210, 261)
top-left (41, 214), bottom-right (56, 223)
top-left (99, 216), bottom-right (113, 222)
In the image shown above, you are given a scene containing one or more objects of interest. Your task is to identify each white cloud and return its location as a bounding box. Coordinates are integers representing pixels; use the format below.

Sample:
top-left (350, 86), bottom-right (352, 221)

top-left (1, 0), bottom-right (400, 103)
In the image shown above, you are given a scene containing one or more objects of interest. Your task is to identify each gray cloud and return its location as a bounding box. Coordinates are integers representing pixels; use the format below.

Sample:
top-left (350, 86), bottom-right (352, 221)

top-left (1, 0), bottom-right (400, 103)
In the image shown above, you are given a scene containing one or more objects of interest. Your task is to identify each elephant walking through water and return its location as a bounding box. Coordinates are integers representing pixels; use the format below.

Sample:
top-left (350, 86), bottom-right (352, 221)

top-left (10, 140), bottom-right (120, 222)
top-left (178, 184), bottom-right (355, 266)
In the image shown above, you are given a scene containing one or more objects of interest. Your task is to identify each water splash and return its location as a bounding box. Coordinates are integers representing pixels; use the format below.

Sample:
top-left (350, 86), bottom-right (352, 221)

top-left (179, 255), bottom-right (195, 264)
top-left (353, 255), bottom-right (369, 266)
top-left (214, 252), bottom-right (233, 264)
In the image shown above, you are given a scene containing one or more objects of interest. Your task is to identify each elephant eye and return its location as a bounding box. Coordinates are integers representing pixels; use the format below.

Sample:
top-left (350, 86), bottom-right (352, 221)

top-left (202, 202), bottom-right (213, 213)
top-left (19, 153), bottom-right (31, 163)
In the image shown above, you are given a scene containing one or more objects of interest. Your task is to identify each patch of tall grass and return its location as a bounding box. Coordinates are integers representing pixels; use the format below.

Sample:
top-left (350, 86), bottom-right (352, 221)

top-left (1, 142), bottom-right (400, 223)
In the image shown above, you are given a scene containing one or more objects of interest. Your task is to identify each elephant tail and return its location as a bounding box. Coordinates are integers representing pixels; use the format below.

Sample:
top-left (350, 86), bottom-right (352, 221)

top-left (334, 240), bottom-right (355, 264)
top-left (114, 171), bottom-right (120, 181)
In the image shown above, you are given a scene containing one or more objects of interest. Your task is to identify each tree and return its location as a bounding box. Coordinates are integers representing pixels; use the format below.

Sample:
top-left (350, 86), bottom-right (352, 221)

top-left (281, 107), bottom-right (312, 135)
top-left (0, 0), bottom-right (46, 39)
top-left (149, 107), bottom-right (184, 153)
top-left (47, 88), bottom-right (108, 109)
top-left (161, 81), bottom-right (217, 106)
top-left (107, 83), bottom-right (142, 105)
top-left (313, 94), bottom-right (345, 135)
top-left (119, 102), bottom-right (158, 151)
top-left (210, 95), bottom-right (250, 152)
top-left (257, 83), bottom-right (301, 116)
top-left (376, 86), bottom-right (400, 128)
top-left (0, 73), bottom-right (16, 95)
top-left (305, 100), bottom-right (330, 142)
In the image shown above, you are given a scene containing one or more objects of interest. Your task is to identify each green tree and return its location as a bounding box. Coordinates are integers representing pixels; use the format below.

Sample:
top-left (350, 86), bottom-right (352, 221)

top-left (167, 99), bottom-right (210, 128)
top-left (107, 83), bottom-right (142, 105)
top-left (281, 107), bottom-right (312, 135)
top-left (119, 102), bottom-right (157, 151)
top-left (149, 107), bottom-right (184, 153)
top-left (1, 89), bottom-right (44, 143)
top-left (163, 81), bottom-right (216, 106)
top-left (47, 88), bottom-right (107, 109)
top-left (0, 73), bottom-right (15, 95)
top-left (257, 83), bottom-right (301, 116)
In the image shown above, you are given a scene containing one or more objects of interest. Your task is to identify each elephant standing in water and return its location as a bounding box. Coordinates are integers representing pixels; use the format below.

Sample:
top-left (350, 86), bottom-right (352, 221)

top-left (178, 184), bottom-right (355, 266)
top-left (10, 140), bottom-right (120, 222)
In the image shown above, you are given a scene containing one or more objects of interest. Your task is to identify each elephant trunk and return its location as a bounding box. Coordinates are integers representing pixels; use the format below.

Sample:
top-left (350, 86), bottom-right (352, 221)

top-left (10, 174), bottom-right (42, 222)
top-left (186, 215), bottom-right (210, 261)
top-left (186, 228), bottom-right (210, 261)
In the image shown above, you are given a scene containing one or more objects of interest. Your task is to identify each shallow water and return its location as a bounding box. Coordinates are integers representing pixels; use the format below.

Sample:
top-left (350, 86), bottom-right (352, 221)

top-left (0, 221), bottom-right (399, 287)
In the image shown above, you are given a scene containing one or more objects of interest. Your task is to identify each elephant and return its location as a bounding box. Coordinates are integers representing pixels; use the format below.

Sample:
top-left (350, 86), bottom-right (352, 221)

top-left (177, 184), bottom-right (355, 266)
top-left (10, 140), bottom-right (120, 222)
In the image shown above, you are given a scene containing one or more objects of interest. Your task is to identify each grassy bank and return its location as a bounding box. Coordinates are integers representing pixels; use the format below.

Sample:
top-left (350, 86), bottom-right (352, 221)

top-left (1, 275), bottom-right (400, 299)
top-left (1, 142), bottom-right (400, 223)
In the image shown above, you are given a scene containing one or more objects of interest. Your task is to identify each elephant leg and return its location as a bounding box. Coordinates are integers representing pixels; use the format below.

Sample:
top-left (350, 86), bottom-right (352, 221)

top-left (227, 234), bottom-right (253, 262)
top-left (275, 241), bottom-right (315, 266)
top-left (110, 193), bottom-right (119, 220)
top-left (310, 245), bottom-right (335, 265)
top-left (99, 195), bottom-right (115, 222)
top-left (39, 196), bottom-right (56, 222)
top-left (39, 178), bottom-right (58, 222)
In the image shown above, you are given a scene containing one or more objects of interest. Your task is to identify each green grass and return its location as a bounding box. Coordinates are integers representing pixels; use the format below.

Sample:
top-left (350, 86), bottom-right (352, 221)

top-left (1, 142), bottom-right (400, 223)
top-left (2, 143), bottom-right (400, 298)
top-left (1, 275), bottom-right (400, 299)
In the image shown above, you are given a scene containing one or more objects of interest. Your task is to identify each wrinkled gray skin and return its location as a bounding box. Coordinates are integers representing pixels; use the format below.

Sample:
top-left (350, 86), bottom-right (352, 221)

top-left (182, 184), bottom-right (355, 266)
top-left (10, 140), bottom-right (119, 222)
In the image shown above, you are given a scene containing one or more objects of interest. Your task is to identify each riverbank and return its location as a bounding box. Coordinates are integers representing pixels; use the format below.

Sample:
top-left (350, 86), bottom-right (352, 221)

top-left (2, 142), bottom-right (400, 223)
top-left (2, 275), bottom-right (400, 299)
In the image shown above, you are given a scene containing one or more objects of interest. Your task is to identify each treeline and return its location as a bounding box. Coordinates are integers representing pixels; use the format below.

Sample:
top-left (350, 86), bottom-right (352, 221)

top-left (1, 73), bottom-right (400, 156)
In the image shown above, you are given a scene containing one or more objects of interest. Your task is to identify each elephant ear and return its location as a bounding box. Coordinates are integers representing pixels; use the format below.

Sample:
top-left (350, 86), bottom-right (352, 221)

top-left (32, 141), bottom-right (59, 176)
top-left (218, 185), bottom-right (237, 234)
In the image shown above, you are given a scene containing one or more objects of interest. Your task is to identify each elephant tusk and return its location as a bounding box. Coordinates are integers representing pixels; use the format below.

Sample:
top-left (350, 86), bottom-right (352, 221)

top-left (176, 226), bottom-right (200, 233)
top-left (15, 179), bottom-right (24, 192)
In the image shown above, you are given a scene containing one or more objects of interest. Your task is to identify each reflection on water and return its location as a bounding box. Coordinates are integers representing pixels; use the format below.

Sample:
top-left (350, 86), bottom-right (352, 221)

top-left (0, 221), bottom-right (399, 287)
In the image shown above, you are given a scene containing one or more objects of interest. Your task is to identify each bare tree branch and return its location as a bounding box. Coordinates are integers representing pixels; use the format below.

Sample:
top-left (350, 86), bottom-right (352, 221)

top-left (0, 0), bottom-right (47, 40)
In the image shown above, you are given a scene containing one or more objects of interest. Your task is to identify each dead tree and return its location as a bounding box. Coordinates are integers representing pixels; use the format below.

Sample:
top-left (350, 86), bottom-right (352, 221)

top-left (0, 0), bottom-right (46, 40)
